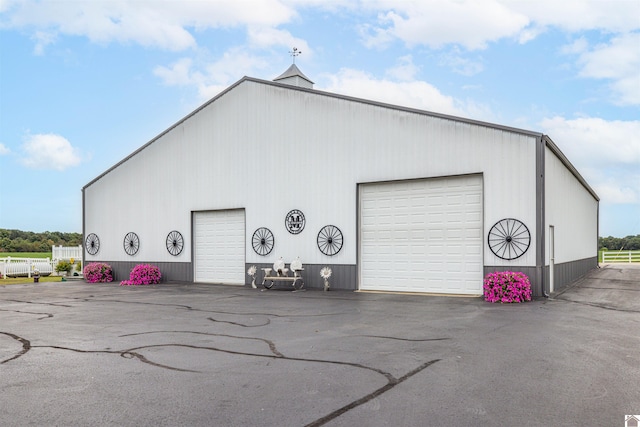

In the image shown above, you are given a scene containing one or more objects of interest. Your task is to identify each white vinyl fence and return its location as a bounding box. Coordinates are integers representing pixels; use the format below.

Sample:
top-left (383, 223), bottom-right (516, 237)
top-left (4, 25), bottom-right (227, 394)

top-left (1, 245), bottom-right (84, 279)
top-left (52, 245), bottom-right (83, 262)
top-left (1, 257), bottom-right (55, 278)
top-left (601, 250), bottom-right (640, 263)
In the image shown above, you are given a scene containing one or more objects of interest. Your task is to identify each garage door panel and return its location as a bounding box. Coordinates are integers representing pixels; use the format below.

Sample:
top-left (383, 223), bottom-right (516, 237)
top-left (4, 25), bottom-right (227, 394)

top-left (194, 210), bottom-right (245, 285)
top-left (360, 175), bottom-right (483, 295)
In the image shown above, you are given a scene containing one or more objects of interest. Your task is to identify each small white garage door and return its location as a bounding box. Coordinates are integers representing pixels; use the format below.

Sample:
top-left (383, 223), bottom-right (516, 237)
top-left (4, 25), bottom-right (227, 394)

top-left (359, 175), bottom-right (483, 295)
top-left (194, 209), bottom-right (245, 285)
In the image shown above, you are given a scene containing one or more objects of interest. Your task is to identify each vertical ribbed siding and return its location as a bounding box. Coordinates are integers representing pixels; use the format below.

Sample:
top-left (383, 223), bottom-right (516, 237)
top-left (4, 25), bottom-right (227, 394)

top-left (544, 257), bottom-right (598, 294)
top-left (246, 263), bottom-right (356, 290)
top-left (94, 261), bottom-right (192, 283)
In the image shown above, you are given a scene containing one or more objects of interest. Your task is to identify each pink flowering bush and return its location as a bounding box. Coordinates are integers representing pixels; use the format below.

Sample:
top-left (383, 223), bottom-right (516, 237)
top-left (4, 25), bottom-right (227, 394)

top-left (483, 271), bottom-right (532, 303)
top-left (83, 262), bottom-right (113, 283)
top-left (120, 264), bottom-right (161, 286)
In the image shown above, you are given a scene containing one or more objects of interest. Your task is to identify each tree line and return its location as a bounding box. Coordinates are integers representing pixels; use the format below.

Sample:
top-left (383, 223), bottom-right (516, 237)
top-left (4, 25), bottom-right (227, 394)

top-left (599, 234), bottom-right (640, 251)
top-left (0, 229), bottom-right (82, 253)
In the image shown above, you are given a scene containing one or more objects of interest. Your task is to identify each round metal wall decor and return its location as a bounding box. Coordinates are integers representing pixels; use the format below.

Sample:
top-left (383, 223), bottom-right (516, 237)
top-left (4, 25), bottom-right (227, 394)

top-left (85, 233), bottom-right (100, 255)
top-left (252, 227), bottom-right (274, 256)
top-left (488, 218), bottom-right (531, 260)
top-left (317, 225), bottom-right (343, 256)
top-left (285, 209), bottom-right (305, 235)
top-left (123, 232), bottom-right (140, 256)
top-left (166, 230), bottom-right (184, 256)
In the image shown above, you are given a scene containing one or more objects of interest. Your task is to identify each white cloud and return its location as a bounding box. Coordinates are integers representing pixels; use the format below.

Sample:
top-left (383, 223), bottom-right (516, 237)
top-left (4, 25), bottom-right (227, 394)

top-left (360, 0), bottom-right (529, 50)
top-left (560, 37), bottom-right (589, 55)
top-left (20, 133), bottom-right (82, 171)
top-left (154, 48), bottom-right (272, 101)
top-left (320, 67), bottom-right (495, 121)
top-left (154, 58), bottom-right (196, 87)
top-left (1, 0), bottom-right (297, 52)
top-left (540, 116), bottom-right (640, 205)
top-left (575, 32), bottom-right (640, 105)
top-left (356, 1), bottom-right (640, 98)
top-left (4, 0), bottom-right (638, 56)
top-left (541, 116), bottom-right (640, 166)
top-left (509, 0), bottom-right (640, 34)
top-left (247, 26), bottom-right (309, 53)
top-left (385, 55), bottom-right (419, 81)
top-left (5, 0), bottom-right (637, 108)
top-left (437, 48), bottom-right (484, 76)
top-left (594, 179), bottom-right (639, 204)
top-left (356, 0), bottom-right (640, 50)
top-left (202, 49), bottom-right (271, 94)
top-left (0, 143), bottom-right (10, 155)
top-left (31, 30), bottom-right (57, 55)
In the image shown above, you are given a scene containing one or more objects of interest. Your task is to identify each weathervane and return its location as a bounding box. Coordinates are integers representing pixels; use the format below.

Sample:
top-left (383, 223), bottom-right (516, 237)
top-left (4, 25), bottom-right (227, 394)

top-left (289, 47), bottom-right (301, 64)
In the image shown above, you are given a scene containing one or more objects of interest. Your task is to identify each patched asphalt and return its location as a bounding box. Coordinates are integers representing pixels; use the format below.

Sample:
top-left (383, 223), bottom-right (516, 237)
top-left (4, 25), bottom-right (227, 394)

top-left (1, 265), bottom-right (639, 426)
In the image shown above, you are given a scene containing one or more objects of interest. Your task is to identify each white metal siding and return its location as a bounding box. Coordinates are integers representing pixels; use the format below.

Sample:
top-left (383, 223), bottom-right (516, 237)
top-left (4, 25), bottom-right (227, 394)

top-left (83, 79), bottom-right (538, 271)
top-left (194, 210), bottom-right (245, 284)
top-left (360, 175), bottom-right (483, 295)
top-left (545, 147), bottom-right (598, 264)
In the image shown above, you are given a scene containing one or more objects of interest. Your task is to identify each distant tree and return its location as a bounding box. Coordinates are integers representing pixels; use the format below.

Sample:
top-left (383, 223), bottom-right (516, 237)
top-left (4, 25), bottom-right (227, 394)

top-left (0, 229), bottom-right (82, 253)
top-left (625, 235), bottom-right (640, 250)
top-left (599, 234), bottom-right (640, 250)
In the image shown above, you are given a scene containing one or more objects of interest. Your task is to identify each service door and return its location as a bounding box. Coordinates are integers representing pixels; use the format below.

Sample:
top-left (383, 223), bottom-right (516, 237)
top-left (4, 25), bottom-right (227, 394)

top-left (359, 175), bottom-right (483, 295)
top-left (194, 209), bottom-right (245, 284)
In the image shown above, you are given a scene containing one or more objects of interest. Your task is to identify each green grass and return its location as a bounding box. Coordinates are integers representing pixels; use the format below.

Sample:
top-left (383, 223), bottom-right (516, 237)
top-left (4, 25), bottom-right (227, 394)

top-left (0, 252), bottom-right (52, 259)
top-left (0, 276), bottom-right (64, 285)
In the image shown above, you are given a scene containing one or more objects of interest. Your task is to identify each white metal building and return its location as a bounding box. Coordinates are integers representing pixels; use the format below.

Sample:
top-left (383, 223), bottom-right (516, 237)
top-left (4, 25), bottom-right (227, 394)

top-left (82, 65), bottom-right (599, 296)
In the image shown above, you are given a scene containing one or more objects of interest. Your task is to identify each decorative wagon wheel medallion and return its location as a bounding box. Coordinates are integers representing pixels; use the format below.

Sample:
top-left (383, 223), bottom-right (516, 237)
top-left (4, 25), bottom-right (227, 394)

top-left (166, 230), bottom-right (184, 256)
top-left (317, 225), bottom-right (343, 256)
top-left (285, 209), bottom-right (305, 235)
top-left (252, 227), bottom-right (274, 256)
top-left (123, 232), bottom-right (140, 256)
top-left (85, 233), bottom-right (100, 255)
top-left (488, 218), bottom-right (531, 260)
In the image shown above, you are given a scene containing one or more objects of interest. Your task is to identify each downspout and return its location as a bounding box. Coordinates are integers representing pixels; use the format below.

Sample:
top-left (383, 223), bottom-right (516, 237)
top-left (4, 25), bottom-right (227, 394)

top-left (81, 187), bottom-right (85, 272)
top-left (537, 135), bottom-right (548, 297)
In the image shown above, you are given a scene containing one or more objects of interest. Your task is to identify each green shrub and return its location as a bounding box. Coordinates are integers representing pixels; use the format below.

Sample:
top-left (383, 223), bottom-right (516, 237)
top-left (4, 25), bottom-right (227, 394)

top-left (55, 260), bottom-right (72, 273)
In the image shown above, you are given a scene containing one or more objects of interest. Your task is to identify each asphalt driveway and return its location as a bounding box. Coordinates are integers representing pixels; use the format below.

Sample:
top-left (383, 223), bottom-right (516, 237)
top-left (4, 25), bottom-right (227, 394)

top-left (1, 265), bottom-right (639, 426)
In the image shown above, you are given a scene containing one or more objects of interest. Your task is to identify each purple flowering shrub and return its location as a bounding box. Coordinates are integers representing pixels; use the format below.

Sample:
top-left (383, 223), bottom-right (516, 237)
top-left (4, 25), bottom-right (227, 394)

top-left (483, 271), bottom-right (532, 303)
top-left (83, 262), bottom-right (113, 283)
top-left (120, 264), bottom-right (161, 286)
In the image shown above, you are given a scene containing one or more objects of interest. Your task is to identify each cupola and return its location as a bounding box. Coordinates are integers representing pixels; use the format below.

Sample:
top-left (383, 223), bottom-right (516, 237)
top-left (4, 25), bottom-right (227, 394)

top-left (273, 48), bottom-right (314, 89)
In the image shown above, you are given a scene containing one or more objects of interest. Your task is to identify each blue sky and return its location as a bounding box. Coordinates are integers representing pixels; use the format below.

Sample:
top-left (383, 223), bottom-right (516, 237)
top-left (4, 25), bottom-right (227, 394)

top-left (0, 0), bottom-right (638, 237)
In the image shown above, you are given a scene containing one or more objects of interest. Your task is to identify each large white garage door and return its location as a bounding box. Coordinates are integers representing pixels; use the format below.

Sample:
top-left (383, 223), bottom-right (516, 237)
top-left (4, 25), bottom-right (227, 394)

top-left (194, 209), bottom-right (245, 285)
top-left (360, 175), bottom-right (483, 295)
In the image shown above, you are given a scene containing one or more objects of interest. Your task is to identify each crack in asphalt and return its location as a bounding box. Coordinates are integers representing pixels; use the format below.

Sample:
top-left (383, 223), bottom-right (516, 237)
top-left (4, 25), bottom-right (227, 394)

top-left (0, 308), bottom-right (53, 320)
top-left (67, 298), bottom-right (196, 311)
top-left (4, 299), bottom-right (73, 307)
top-left (358, 335), bottom-right (451, 342)
top-left (120, 330), bottom-right (284, 358)
top-left (1, 327), bottom-right (442, 425)
top-left (32, 345), bottom-right (199, 372)
top-left (63, 296), bottom-right (350, 319)
top-left (553, 297), bottom-right (640, 313)
top-left (1, 294), bottom-right (443, 426)
top-left (207, 316), bottom-right (271, 327)
top-left (576, 286), bottom-right (640, 292)
top-left (0, 332), bottom-right (31, 364)
top-left (304, 359), bottom-right (441, 427)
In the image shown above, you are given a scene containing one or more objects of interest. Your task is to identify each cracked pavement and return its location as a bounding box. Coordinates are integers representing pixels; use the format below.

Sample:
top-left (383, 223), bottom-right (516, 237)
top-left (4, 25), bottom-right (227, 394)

top-left (1, 265), bottom-right (639, 426)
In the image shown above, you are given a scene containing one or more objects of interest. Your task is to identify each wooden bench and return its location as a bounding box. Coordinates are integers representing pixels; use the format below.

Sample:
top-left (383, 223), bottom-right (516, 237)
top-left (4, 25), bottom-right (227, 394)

top-left (261, 258), bottom-right (304, 290)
